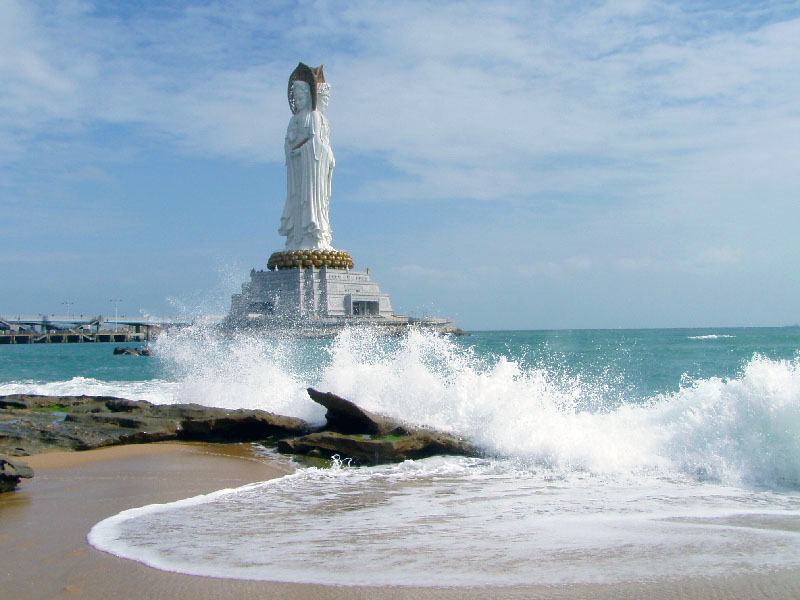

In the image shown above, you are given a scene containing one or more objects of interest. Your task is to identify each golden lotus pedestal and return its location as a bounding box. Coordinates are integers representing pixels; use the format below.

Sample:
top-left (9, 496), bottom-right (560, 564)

top-left (267, 250), bottom-right (354, 271)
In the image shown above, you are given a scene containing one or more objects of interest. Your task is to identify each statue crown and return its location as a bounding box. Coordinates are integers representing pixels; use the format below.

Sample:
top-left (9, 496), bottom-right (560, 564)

top-left (288, 62), bottom-right (326, 113)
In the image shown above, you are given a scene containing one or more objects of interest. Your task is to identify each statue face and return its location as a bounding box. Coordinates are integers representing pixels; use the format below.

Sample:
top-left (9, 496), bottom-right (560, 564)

top-left (317, 86), bottom-right (330, 113)
top-left (293, 81), bottom-right (311, 111)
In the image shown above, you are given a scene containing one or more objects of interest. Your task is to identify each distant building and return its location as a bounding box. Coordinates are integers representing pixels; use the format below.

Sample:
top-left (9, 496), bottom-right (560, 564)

top-left (230, 267), bottom-right (393, 321)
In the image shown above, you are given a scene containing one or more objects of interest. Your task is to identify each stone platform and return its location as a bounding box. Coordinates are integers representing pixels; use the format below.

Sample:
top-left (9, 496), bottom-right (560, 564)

top-left (227, 252), bottom-right (466, 336)
top-left (230, 259), bottom-right (392, 321)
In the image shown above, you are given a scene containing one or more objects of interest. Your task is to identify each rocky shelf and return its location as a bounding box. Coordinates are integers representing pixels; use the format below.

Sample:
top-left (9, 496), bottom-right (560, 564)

top-left (0, 389), bottom-right (481, 492)
top-left (0, 394), bottom-right (309, 457)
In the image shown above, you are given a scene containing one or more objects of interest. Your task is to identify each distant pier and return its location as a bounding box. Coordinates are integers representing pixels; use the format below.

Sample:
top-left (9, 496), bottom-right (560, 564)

top-left (0, 315), bottom-right (189, 345)
top-left (0, 329), bottom-right (149, 344)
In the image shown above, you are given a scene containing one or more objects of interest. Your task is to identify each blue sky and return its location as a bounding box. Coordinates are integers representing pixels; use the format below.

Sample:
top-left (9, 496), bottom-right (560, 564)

top-left (1, 0), bottom-right (799, 330)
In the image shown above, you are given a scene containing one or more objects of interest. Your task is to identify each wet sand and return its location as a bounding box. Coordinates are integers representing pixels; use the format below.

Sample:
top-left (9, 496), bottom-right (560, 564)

top-left (2, 442), bottom-right (800, 600)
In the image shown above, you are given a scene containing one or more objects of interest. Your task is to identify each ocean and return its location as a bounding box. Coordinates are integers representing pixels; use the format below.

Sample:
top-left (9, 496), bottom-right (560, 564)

top-left (3, 326), bottom-right (800, 586)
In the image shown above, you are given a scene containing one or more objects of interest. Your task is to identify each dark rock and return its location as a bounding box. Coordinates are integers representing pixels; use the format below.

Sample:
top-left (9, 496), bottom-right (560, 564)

top-left (0, 456), bottom-right (33, 493)
top-left (0, 397), bottom-right (27, 410)
top-left (168, 405), bottom-right (309, 442)
top-left (306, 387), bottom-right (408, 435)
top-left (0, 394), bottom-right (129, 411)
top-left (278, 430), bottom-right (480, 466)
top-left (113, 346), bottom-right (152, 356)
top-left (1, 394), bottom-right (310, 455)
top-left (103, 398), bottom-right (152, 413)
top-left (64, 412), bottom-right (154, 429)
top-left (277, 389), bottom-right (481, 465)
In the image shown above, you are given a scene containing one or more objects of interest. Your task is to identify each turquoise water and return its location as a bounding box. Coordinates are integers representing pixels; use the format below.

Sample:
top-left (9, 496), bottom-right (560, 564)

top-left (456, 327), bottom-right (800, 399)
top-left (3, 327), bottom-right (798, 402)
top-left (6, 326), bottom-right (800, 585)
top-left (0, 342), bottom-right (161, 384)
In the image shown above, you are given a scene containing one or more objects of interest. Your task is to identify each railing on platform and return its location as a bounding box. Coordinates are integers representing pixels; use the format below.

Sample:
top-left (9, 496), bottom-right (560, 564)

top-left (0, 330), bottom-right (152, 344)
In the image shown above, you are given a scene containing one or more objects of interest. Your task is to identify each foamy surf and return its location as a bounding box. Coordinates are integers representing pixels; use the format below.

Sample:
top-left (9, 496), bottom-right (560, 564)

top-left (0, 377), bottom-right (179, 405)
top-left (7, 327), bottom-right (800, 488)
top-left (85, 327), bottom-right (800, 586)
top-left (157, 326), bottom-right (800, 487)
top-left (88, 455), bottom-right (800, 586)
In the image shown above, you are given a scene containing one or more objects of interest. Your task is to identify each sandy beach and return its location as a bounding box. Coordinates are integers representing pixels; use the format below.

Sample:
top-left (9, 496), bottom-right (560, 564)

top-left (3, 442), bottom-right (800, 600)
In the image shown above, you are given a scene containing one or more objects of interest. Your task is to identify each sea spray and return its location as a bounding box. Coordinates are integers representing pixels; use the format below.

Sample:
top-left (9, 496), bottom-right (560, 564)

top-left (70, 326), bottom-right (800, 585)
top-left (659, 354), bottom-right (800, 488)
top-left (154, 325), bottom-right (327, 422)
top-left (150, 324), bottom-right (800, 487)
top-left (0, 376), bottom-right (178, 404)
top-left (315, 327), bottom-right (655, 474)
top-left (317, 327), bottom-right (800, 487)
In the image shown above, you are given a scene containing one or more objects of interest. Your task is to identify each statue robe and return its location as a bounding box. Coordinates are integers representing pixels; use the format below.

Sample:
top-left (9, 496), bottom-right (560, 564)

top-left (279, 108), bottom-right (334, 250)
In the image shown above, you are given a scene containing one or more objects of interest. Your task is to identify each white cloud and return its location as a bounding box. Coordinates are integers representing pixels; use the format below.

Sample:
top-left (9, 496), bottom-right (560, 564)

top-left (1, 0), bottom-right (799, 325)
top-left (2, 0), bottom-right (799, 205)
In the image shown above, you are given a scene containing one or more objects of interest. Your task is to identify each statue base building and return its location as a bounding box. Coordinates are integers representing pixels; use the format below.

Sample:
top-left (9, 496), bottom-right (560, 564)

top-left (227, 251), bottom-right (464, 335)
top-left (230, 255), bottom-right (393, 320)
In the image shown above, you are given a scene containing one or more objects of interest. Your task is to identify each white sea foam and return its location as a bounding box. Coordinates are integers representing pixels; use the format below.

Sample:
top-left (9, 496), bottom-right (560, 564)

top-left (88, 456), bottom-right (800, 586)
top-left (7, 326), bottom-right (800, 489)
top-left (152, 326), bottom-right (326, 422)
top-left (311, 328), bottom-right (800, 488)
top-left (688, 334), bottom-right (736, 339)
top-left (144, 325), bottom-right (800, 487)
top-left (0, 377), bottom-right (178, 404)
top-left (84, 327), bottom-right (800, 585)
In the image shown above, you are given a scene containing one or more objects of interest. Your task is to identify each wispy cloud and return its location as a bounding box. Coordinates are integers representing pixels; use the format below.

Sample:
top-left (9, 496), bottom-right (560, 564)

top-left (1, 1), bottom-right (798, 326)
top-left (3, 1), bottom-right (799, 204)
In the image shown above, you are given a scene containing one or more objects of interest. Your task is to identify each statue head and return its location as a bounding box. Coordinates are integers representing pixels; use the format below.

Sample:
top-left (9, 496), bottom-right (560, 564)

top-left (288, 62), bottom-right (325, 113)
top-left (316, 83), bottom-right (330, 113)
top-left (292, 81), bottom-right (312, 112)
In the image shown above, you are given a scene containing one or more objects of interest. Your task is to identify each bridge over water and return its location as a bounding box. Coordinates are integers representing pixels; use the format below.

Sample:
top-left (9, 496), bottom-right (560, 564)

top-left (0, 315), bottom-right (195, 344)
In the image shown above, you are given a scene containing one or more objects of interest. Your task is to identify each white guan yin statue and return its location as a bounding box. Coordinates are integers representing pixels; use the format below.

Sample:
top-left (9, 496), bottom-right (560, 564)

top-left (278, 63), bottom-right (335, 251)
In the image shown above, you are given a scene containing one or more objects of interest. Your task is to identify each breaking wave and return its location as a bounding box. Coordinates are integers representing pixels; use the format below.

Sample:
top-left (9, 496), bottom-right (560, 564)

top-left (151, 325), bottom-right (800, 490)
top-left (84, 326), bottom-right (800, 586)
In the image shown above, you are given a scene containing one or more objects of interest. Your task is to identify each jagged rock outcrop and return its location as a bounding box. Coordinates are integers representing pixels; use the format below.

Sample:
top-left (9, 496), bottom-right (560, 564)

top-left (277, 388), bottom-right (480, 465)
top-left (306, 388), bottom-right (409, 435)
top-left (0, 394), bottom-right (310, 456)
top-left (0, 456), bottom-right (33, 493)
